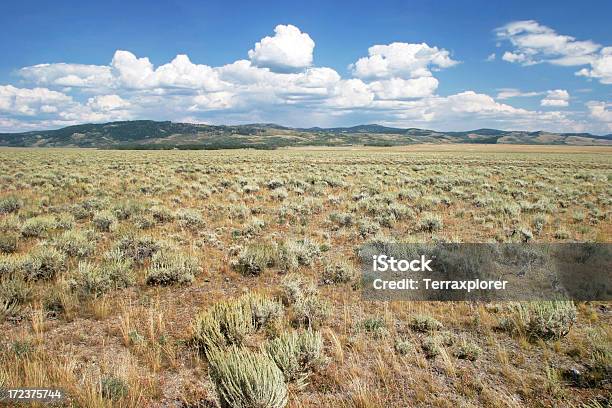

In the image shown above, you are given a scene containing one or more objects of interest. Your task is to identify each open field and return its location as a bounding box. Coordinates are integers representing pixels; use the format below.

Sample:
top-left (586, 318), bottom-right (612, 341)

top-left (0, 146), bottom-right (610, 407)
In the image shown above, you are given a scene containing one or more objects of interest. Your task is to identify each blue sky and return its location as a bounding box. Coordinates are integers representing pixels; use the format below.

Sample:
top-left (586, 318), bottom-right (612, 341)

top-left (0, 0), bottom-right (610, 133)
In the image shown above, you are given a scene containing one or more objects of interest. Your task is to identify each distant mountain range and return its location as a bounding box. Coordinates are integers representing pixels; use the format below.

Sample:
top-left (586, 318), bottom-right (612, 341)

top-left (1, 120), bottom-right (611, 149)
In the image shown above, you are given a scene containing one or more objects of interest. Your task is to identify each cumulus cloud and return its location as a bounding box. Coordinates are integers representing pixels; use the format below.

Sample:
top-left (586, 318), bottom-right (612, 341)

top-left (496, 20), bottom-right (600, 66)
top-left (576, 47), bottom-right (612, 84)
top-left (110, 51), bottom-right (226, 90)
top-left (496, 20), bottom-right (611, 85)
top-left (19, 63), bottom-right (113, 88)
top-left (350, 42), bottom-right (458, 80)
top-left (540, 89), bottom-right (570, 107)
top-left (0, 23), bottom-right (604, 133)
top-left (155, 54), bottom-right (224, 90)
top-left (502, 51), bottom-right (530, 64)
top-left (21, 51), bottom-right (226, 92)
top-left (327, 79), bottom-right (374, 108)
top-left (87, 94), bottom-right (129, 111)
top-left (368, 77), bottom-right (439, 100)
top-left (248, 24), bottom-right (315, 72)
top-left (445, 91), bottom-right (529, 115)
top-left (0, 85), bottom-right (73, 116)
top-left (587, 101), bottom-right (612, 131)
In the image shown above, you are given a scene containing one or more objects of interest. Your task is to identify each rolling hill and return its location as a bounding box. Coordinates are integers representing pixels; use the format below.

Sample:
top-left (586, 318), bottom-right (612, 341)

top-left (0, 120), bottom-right (610, 149)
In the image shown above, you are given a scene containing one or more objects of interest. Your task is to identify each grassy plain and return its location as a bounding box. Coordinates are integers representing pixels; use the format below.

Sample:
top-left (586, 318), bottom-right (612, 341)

top-left (0, 145), bottom-right (610, 407)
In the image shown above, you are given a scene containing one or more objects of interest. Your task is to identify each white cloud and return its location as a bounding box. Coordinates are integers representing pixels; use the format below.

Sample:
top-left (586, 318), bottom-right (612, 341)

top-left (587, 101), bottom-right (612, 131)
top-left (0, 23), bottom-right (605, 134)
top-left (502, 51), bottom-right (530, 64)
top-left (445, 91), bottom-right (528, 115)
top-left (576, 47), bottom-right (612, 84)
top-left (87, 94), bottom-right (129, 111)
top-left (19, 63), bottom-right (113, 88)
top-left (350, 42), bottom-right (458, 80)
top-left (486, 53), bottom-right (496, 62)
top-left (540, 89), bottom-right (570, 107)
top-left (0, 85), bottom-right (72, 116)
top-left (248, 24), bottom-right (315, 72)
top-left (110, 50), bottom-right (157, 89)
top-left (368, 77), bottom-right (438, 100)
top-left (190, 92), bottom-right (235, 111)
top-left (327, 79), bottom-right (373, 108)
top-left (496, 20), bottom-right (600, 66)
top-left (496, 88), bottom-right (541, 100)
top-left (496, 20), bottom-right (611, 85)
top-left (155, 54), bottom-right (224, 90)
top-left (20, 51), bottom-right (226, 92)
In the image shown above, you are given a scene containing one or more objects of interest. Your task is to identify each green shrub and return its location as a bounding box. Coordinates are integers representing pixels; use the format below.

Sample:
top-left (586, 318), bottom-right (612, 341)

top-left (418, 213), bottom-right (443, 232)
top-left (357, 219), bottom-right (380, 237)
top-left (21, 247), bottom-right (67, 280)
top-left (149, 205), bottom-right (175, 223)
top-left (74, 260), bottom-right (134, 296)
top-left (176, 208), bottom-right (205, 229)
top-left (421, 336), bottom-right (441, 358)
top-left (0, 214), bottom-right (20, 233)
top-left (113, 233), bottom-right (162, 264)
top-left (232, 243), bottom-right (276, 276)
top-left (292, 295), bottom-right (331, 329)
top-left (54, 230), bottom-right (95, 257)
top-left (394, 338), bottom-right (415, 355)
top-left (267, 179), bottom-right (285, 190)
top-left (362, 317), bottom-right (386, 333)
top-left (145, 250), bottom-right (199, 286)
top-left (409, 315), bottom-right (443, 332)
top-left (69, 204), bottom-right (92, 220)
top-left (246, 293), bottom-right (284, 331)
top-left (276, 239), bottom-right (320, 272)
top-left (362, 317), bottom-right (388, 338)
top-left (11, 340), bottom-right (34, 357)
top-left (0, 277), bottom-right (32, 310)
top-left (207, 346), bottom-right (288, 408)
top-left (329, 212), bottom-right (354, 228)
top-left (0, 255), bottom-right (20, 277)
top-left (54, 213), bottom-right (76, 230)
top-left (532, 215), bottom-right (548, 235)
top-left (279, 273), bottom-right (317, 305)
top-left (554, 228), bottom-right (570, 239)
top-left (43, 284), bottom-right (70, 317)
top-left (270, 189), bottom-right (288, 201)
top-left (112, 200), bottom-right (142, 220)
top-left (101, 375), bottom-right (129, 400)
top-left (453, 340), bottom-right (482, 361)
top-left (92, 210), bottom-right (117, 232)
top-left (242, 218), bottom-right (266, 237)
top-left (132, 214), bottom-right (155, 229)
top-left (242, 184), bottom-right (260, 194)
top-left (322, 259), bottom-right (355, 284)
top-left (21, 216), bottom-right (56, 238)
top-left (291, 239), bottom-right (320, 266)
top-left (192, 293), bottom-right (282, 352)
top-left (263, 330), bottom-right (325, 386)
top-left (0, 196), bottom-right (22, 214)
top-left (0, 232), bottom-right (19, 254)
top-left (516, 301), bottom-right (577, 340)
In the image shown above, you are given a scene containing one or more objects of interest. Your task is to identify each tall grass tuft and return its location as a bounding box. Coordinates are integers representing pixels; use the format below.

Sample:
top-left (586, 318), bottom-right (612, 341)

top-left (207, 346), bottom-right (288, 408)
top-left (263, 330), bottom-right (325, 387)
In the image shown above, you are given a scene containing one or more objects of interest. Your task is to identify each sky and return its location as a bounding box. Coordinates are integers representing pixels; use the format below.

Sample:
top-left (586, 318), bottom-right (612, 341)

top-left (0, 0), bottom-right (611, 133)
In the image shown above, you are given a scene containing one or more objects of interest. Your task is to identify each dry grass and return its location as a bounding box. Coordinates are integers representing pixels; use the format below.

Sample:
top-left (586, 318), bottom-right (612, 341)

top-left (0, 146), bottom-right (610, 407)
